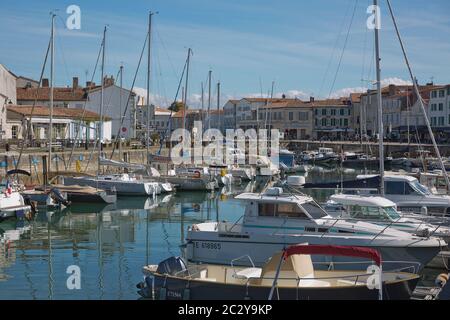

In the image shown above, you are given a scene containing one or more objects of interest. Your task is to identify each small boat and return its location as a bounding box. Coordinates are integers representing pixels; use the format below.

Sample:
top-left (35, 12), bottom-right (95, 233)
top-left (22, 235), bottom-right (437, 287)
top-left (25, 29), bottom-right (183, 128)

top-left (39, 184), bottom-right (117, 204)
top-left (63, 173), bottom-right (160, 197)
top-left (0, 186), bottom-right (34, 221)
top-left (324, 194), bottom-right (450, 241)
top-left (138, 244), bottom-right (420, 300)
top-left (21, 188), bottom-right (69, 208)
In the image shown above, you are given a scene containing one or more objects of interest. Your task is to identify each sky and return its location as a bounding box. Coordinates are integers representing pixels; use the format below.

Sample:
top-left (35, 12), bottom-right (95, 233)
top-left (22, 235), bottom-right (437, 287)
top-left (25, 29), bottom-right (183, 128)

top-left (1, 0), bottom-right (450, 108)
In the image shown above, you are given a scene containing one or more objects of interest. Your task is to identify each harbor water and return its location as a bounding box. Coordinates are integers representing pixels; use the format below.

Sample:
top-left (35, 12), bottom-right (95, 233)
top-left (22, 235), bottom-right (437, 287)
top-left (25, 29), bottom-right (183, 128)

top-left (0, 168), bottom-right (446, 299)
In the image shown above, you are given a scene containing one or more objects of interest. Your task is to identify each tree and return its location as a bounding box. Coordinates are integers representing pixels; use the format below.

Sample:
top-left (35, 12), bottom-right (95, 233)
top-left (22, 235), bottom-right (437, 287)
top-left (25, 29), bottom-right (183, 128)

top-left (169, 101), bottom-right (186, 112)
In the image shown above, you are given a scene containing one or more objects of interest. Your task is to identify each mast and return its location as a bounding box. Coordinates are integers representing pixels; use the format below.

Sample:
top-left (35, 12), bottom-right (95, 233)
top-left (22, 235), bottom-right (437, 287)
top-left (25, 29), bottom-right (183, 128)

top-left (217, 81), bottom-right (220, 132)
top-left (201, 82), bottom-right (204, 123)
top-left (98, 26), bottom-right (106, 174)
top-left (146, 11), bottom-right (155, 165)
top-left (182, 48), bottom-right (192, 132)
top-left (48, 13), bottom-right (56, 179)
top-left (119, 64), bottom-right (123, 160)
top-left (207, 70), bottom-right (212, 131)
top-left (374, 0), bottom-right (384, 196)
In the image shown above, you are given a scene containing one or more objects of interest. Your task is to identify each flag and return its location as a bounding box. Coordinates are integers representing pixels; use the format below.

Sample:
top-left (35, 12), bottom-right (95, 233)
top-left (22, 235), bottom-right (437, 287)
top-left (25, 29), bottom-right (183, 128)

top-left (5, 180), bottom-right (12, 195)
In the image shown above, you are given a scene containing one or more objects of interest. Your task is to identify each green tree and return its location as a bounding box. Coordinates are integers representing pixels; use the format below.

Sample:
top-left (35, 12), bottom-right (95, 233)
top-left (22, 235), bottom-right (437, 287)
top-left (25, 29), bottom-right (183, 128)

top-left (169, 101), bottom-right (186, 112)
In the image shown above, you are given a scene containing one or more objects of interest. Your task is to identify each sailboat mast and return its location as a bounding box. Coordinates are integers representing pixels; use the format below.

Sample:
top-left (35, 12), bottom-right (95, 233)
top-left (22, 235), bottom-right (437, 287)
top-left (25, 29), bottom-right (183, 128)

top-left (98, 26), bottom-right (106, 174)
top-left (201, 82), bottom-right (204, 123)
top-left (48, 13), bottom-right (56, 178)
top-left (374, 0), bottom-right (384, 196)
top-left (217, 81), bottom-right (220, 132)
top-left (119, 64), bottom-right (123, 160)
top-left (146, 12), bottom-right (155, 165)
top-left (182, 48), bottom-right (191, 132)
top-left (207, 70), bottom-right (212, 131)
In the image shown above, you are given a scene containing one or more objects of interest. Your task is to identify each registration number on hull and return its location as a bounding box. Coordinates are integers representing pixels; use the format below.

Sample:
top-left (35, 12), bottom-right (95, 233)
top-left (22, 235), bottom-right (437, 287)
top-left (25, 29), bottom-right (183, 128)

top-left (193, 241), bottom-right (221, 250)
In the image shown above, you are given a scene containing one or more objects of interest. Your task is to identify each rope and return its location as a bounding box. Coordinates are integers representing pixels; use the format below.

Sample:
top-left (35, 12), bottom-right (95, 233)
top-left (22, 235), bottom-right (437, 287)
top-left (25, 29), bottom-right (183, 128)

top-left (328, 0), bottom-right (359, 99)
top-left (386, 0), bottom-right (450, 191)
top-left (109, 31), bottom-right (149, 160)
top-left (64, 36), bottom-right (103, 170)
top-left (13, 34), bottom-right (52, 175)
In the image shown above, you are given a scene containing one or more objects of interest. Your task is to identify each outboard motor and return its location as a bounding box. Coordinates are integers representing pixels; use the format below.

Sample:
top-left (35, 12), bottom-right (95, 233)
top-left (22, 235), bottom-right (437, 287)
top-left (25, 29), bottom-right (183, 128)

top-left (50, 188), bottom-right (71, 207)
top-left (156, 256), bottom-right (189, 277)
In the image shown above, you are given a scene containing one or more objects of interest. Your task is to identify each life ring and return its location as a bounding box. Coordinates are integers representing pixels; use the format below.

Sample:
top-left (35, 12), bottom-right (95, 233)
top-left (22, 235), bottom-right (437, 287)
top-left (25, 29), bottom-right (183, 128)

top-left (194, 171), bottom-right (201, 179)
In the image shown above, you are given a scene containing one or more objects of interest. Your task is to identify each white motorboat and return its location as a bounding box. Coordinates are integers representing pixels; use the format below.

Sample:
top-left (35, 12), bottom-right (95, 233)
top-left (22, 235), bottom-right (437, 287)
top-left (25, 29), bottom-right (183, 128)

top-left (357, 174), bottom-right (450, 216)
top-left (62, 173), bottom-right (160, 197)
top-left (324, 194), bottom-right (450, 241)
top-left (185, 188), bottom-right (445, 270)
top-left (0, 187), bottom-right (34, 221)
top-left (256, 156), bottom-right (280, 177)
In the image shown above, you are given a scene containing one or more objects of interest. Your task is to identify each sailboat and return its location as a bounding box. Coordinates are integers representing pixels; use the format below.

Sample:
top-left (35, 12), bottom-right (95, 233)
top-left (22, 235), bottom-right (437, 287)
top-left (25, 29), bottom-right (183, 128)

top-left (61, 25), bottom-right (161, 197)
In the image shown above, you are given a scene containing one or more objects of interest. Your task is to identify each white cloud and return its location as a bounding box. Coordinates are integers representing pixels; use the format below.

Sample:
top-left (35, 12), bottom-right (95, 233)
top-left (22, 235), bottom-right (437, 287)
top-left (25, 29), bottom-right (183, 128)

top-left (328, 78), bottom-right (413, 99)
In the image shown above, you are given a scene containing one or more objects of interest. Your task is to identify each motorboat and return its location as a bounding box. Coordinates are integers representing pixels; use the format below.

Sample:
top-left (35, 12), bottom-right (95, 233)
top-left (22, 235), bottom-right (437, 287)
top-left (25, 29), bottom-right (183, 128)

top-left (0, 186), bottom-right (34, 221)
top-left (139, 244), bottom-right (420, 300)
top-left (324, 194), bottom-right (450, 242)
top-left (184, 188), bottom-right (445, 270)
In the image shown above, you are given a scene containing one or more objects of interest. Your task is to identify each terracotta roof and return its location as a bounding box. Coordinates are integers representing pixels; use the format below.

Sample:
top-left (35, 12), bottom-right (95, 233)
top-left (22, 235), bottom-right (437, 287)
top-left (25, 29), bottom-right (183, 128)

top-left (242, 97), bottom-right (298, 103)
top-left (7, 105), bottom-right (110, 121)
top-left (17, 87), bottom-right (87, 102)
top-left (308, 98), bottom-right (349, 107)
top-left (209, 109), bottom-right (224, 115)
top-left (260, 100), bottom-right (311, 110)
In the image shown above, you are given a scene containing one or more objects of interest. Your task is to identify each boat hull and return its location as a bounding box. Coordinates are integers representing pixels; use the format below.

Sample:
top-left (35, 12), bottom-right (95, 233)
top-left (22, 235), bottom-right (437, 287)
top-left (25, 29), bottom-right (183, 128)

top-left (185, 232), bottom-right (442, 271)
top-left (63, 177), bottom-right (154, 196)
top-left (143, 274), bottom-right (419, 300)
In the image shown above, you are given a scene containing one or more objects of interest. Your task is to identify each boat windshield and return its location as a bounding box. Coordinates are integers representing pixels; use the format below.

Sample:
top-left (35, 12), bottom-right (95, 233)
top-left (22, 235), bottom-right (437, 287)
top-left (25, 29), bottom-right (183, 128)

top-left (411, 180), bottom-right (432, 196)
top-left (348, 205), bottom-right (400, 221)
top-left (300, 202), bottom-right (328, 219)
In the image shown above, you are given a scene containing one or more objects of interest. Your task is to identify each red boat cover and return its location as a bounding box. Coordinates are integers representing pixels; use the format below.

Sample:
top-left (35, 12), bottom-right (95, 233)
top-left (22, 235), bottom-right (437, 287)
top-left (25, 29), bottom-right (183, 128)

top-left (283, 245), bottom-right (382, 266)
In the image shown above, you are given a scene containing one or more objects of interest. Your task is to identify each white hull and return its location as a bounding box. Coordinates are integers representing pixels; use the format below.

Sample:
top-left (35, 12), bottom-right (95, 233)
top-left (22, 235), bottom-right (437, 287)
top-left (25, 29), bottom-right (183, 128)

top-left (63, 176), bottom-right (157, 196)
top-left (185, 229), bottom-right (442, 270)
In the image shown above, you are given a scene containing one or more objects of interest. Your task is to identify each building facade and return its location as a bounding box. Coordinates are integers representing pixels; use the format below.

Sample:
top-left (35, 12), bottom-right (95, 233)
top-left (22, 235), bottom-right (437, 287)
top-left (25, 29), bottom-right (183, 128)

top-left (311, 98), bottom-right (353, 140)
top-left (0, 64), bottom-right (17, 143)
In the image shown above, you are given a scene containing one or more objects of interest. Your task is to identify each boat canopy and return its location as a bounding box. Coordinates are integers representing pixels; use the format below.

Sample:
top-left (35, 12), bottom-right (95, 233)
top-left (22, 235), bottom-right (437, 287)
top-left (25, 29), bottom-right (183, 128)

top-left (283, 244), bottom-right (382, 266)
top-left (302, 175), bottom-right (381, 189)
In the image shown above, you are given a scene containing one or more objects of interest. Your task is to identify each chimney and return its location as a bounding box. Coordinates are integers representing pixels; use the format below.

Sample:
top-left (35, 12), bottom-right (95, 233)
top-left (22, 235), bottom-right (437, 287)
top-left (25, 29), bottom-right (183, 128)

top-left (103, 75), bottom-right (115, 87)
top-left (42, 78), bottom-right (49, 87)
top-left (388, 84), bottom-right (396, 96)
top-left (72, 77), bottom-right (79, 89)
top-left (310, 96), bottom-right (315, 103)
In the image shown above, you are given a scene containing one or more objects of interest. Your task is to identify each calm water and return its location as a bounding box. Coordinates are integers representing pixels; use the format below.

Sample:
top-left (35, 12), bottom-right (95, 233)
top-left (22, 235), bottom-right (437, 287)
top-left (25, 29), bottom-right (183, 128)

top-left (0, 168), bottom-right (445, 299)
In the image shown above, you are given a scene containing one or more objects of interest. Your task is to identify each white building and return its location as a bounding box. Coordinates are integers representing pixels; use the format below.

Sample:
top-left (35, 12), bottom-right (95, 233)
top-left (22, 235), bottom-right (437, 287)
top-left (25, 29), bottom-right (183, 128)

top-left (136, 105), bottom-right (171, 140)
top-left (428, 85), bottom-right (450, 128)
top-left (84, 76), bottom-right (138, 140)
top-left (6, 105), bottom-right (111, 144)
top-left (0, 64), bottom-right (17, 142)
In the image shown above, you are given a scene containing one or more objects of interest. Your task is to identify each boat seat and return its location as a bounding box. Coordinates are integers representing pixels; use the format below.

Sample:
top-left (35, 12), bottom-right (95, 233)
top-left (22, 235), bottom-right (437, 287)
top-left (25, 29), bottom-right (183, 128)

top-left (233, 268), bottom-right (262, 280)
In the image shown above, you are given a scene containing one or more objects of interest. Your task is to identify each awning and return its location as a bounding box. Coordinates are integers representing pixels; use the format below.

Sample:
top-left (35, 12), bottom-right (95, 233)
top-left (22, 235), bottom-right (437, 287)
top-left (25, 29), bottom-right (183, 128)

top-left (284, 244), bottom-right (382, 266)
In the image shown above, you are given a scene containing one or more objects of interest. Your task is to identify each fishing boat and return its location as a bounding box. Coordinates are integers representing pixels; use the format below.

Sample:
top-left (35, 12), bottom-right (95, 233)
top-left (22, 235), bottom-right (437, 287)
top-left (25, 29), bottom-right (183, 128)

top-left (139, 244), bottom-right (420, 300)
top-left (324, 194), bottom-right (450, 241)
top-left (184, 188), bottom-right (445, 270)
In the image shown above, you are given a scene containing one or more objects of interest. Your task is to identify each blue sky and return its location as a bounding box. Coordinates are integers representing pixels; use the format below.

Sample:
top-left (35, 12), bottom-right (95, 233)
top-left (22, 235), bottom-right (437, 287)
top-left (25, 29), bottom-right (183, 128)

top-left (1, 0), bottom-right (450, 107)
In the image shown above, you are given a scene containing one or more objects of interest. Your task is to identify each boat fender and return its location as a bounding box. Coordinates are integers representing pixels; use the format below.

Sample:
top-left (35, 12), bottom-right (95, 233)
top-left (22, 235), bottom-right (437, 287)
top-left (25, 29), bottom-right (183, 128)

top-left (191, 224), bottom-right (200, 231)
top-left (183, 283), bottom-right (191, 300)
top-left (436, 273), bottom-right (449, 288)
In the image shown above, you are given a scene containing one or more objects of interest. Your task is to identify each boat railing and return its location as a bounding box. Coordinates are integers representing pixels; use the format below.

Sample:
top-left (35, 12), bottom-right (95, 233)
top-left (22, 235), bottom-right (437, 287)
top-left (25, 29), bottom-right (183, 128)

top-left (231, 255), bottom-right (255, 268)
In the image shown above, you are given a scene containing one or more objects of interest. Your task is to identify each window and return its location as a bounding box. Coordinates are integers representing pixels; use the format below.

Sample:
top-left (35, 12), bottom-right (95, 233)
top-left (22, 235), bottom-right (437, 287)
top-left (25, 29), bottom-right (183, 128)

top-left (439, 103), bottom-right (444, 111)
top-left (439, 90), bottom-right (445, 98)
top-left (322, 109), bottom-right (327, 116)
top-left (321, 118), bottom-right (327, 126)
top-left (385, 181), bottom-right (406, 195)
top-left (331, 109), bottom-right (336, 116)
top-left (314, 109), bottom-right (318, 115)
top-left (259, 203), bottom-right (276, 217)
top-left (331, 118), bottom-right (336, 126)
top-left (339, 119), bottom-right (343, 126)
top-left (439, 117), bottom-right (445, 126)
top-left (276, 203), bottom-right (308, 219)
top-left (299, 112), bottom-right (308, 121)
top-left (344, 119), bottom-right (348, 126)
top-left (432, 91), bottom-right (437, 98)
top-left (431, 104), bottom-right (437, 111)
top-left (11, 125), bottom-right (18, 139)
top-left (300, 202), bottom-right (327, 219)
top-left (339, 109), bottom-right (344, 116)
top-left (289, 112), bottom-right (293, 121)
